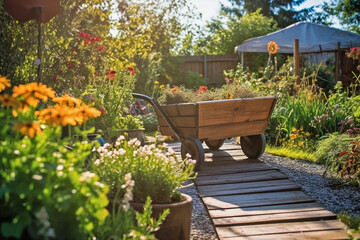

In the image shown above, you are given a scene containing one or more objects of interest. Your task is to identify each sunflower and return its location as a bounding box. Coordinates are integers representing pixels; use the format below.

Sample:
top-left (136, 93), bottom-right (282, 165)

top-left (267, 41), bottom-right (278, 55)
top-left (0, 76), bottom-right (11, 92)
top-left (53, 94), bottom-right (82, 107)
top-left (13, 122), bottom-right (42, 138)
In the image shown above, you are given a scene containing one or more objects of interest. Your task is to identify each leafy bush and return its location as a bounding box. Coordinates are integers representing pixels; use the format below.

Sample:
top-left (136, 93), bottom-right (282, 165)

top-left (0, 78), bottom-right (109, 239)
top-left (183, 71), bottom-right (208, 89)
top-left (137, 113), bottom-right (159, 132)
top-left (117, 115), bottom-right (144, 130)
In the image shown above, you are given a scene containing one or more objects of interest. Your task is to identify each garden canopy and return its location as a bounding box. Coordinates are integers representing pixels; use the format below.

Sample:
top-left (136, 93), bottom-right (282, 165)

top-left (235, 21), bottom-right (360, 54)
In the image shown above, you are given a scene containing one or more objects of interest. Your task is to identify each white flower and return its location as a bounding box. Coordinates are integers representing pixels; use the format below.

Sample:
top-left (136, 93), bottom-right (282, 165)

top-left (14, 150), bottom-right (20, 155)
top-left (186, 153), bottom-right (192, 159)
top-left (99, 94), bottom-right (105, 98)
top-left (46, 228), bottom-right (56, 238)
top-left (56, 165), bottom-right (64, 171)
top-left (94, 181), bottom-right (105, 188)
top-left (80, 171), bottom-right (95, 182)
top-left (35, 207), bottom-right (50, 227)
top-left (186, 159), bottom-right (197, 165)
top-left (124, 173), bottom-right (132, 181)
top-left (32, 175), bottom-right (43, 180)
top-left (94, 159), bottom-right (101, 166)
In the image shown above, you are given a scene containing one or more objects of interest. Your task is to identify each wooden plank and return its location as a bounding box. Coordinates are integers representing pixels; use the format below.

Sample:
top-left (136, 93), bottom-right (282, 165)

top-left (198, 180), bottom-right (300, 197)
top-left (159, 103), bottom-right (196, 117)
top-left (197, 97), bottom-right (275, 127)
top-left (159, 126), bottom-right (197, 139)
top-left (198, 164), bottom-right (276, 176)
top-left (209, 202), bottom-right (324, 218)
top-left (198, 120), bottom-right (268, 140)
top-left (195, 170), bottom-right (286, 185)
top-left (202, 191), bottom-right (314, 209)
top-left (198, 179), bottom-right (297, 194)
top-left (216, 220), bottom-right (346, 238)
top-left (223, 230), bottom-right (351, 240)
top-left (157, 116), bottom-right (196, 128)
top-left (213, 209), bottom-right (337, 226)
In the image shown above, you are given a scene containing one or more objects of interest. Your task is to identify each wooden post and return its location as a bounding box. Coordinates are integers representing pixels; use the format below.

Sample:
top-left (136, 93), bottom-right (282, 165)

top-left (203, 54), bottom-right (207, 79)
top-left (335, 42), bottom-right (340, 82)
top-left (338, 42), bottom-right (342, 83)
top-left (294, 39), bottom-right (300, 84)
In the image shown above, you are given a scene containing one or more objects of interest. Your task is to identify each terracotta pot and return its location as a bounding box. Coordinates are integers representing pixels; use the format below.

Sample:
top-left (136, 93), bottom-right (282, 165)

top-left (121, 129), bottom-right (145, 146)
top-left (131, 193), bottom-right (192, 240)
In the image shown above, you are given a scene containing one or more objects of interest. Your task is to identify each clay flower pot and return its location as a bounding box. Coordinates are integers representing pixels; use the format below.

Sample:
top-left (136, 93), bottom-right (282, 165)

top-left (131, 193), bottom-right (193, 240)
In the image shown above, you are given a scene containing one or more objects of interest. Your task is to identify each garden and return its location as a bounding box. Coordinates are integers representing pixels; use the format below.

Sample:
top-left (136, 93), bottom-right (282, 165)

top-left (1, 0), bottom-right (360, 239)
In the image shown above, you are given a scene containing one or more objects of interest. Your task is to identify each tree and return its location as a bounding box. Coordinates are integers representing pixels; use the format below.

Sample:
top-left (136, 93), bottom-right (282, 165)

top-left (323, 0), bottom-right (360, 33)
top-left (220, 0), bottom-right (308, 27)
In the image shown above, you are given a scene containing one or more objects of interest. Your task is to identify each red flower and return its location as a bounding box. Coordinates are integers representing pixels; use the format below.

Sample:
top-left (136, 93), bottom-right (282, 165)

top-left (79, 32), bottom-right (90, 39)
top-left (126, 66), bottom-right (135, 76)
top-left (99, 105), bottom-right (106, 115)
top-left (85, 40), bottom-right (91, 46)
top-left (96, 36), bottom-right (101, 42)
top-left (106, 70), bottom-right (116, 79)
top-left (171, 87), bottom-right (178, 92)
top-left (90, 37), bottom-right (97, 42)
top-left (200, 86), bottom-right (208, 91)
top-left (67, 61), bottom-right (73, 69)
top-left (98, 45), bottom-right (104, 51)
top-left (53, 75), bottom-right (58, 82)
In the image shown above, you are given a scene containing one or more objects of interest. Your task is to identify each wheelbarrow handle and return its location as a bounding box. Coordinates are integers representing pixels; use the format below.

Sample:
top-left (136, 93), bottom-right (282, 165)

top-left (131, 93), bottom-right (183, 141)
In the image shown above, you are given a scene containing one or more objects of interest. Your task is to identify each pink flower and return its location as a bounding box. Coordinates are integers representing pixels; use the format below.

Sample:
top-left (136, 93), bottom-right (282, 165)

top-left (85, 40), bottom-right (90, 46)
top-left (90, 37), bottom-right (97, 42)
top-left (96, 36), bottom-right (101, 42)
top-left (98, 45), bottom-right (104, 51)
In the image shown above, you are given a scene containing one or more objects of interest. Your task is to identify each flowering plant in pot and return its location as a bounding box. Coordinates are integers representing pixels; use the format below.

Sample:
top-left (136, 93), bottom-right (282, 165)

top-left (91, 137), bottom-right (196, 239)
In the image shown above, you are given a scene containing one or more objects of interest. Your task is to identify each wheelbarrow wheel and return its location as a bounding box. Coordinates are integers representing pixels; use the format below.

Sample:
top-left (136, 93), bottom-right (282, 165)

top-left (205, 139), bottom-right (225, 150)
top-left (240, 133), bottom-right (266, 159)
top-left (181, 137), bottom-right (204, 171)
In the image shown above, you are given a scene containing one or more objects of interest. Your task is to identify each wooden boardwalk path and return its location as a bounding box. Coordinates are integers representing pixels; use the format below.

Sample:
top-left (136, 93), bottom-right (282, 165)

top-left (170, 141), bottom-right (354, 240)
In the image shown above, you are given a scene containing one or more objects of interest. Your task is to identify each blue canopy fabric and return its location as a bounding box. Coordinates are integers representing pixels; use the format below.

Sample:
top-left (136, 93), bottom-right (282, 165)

top-left (235, 21), bottom-right (360, 54)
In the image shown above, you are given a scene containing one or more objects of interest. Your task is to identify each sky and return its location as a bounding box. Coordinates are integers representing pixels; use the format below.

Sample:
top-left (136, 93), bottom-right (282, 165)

top-left (192, 0), bottom-right (341, 28)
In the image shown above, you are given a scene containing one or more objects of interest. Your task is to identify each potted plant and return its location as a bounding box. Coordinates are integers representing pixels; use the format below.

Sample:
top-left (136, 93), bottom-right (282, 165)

top-left (91, 136), bottom-right (196, 240)
top-left (118, 115), bottom-right (146, 145)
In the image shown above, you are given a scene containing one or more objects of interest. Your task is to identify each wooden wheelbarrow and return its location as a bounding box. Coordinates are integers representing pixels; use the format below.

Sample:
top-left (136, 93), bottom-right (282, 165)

top-left (132, 93), bottom-right (276, 171)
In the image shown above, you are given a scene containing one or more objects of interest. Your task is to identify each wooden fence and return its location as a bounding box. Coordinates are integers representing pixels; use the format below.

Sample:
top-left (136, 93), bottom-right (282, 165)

top-left (176, 54), bottom-right (240, 85)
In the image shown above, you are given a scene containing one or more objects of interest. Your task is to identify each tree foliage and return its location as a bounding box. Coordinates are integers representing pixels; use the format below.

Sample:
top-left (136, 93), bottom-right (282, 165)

top-left (221, 0), bottom-right (308, 27)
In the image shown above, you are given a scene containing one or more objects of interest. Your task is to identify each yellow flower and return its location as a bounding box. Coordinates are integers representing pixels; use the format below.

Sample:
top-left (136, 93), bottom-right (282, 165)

top-left (160, 85), bottom-right (165, 89)
top-left (300, 127), bottom-right (304, 131)
top-left (199, 74), bottom-right (203, 77)
top-left (308, 92), bottom-right (313, 101)
top-left (13, 122), bottom-right (42, 138)
top-left (227, 92), bottom-right (233, 99)
top-left (154, 81), bottom-right (159, 85)
top-left (53, 94), bottom-right (82, 107)
top-left (124, 132), bottom-right (128, 136)
top-left (0, 76), bottom-right (11, 92)
top-left (315, 134), bottom-right (320, 137)
top-left (305, 132), bottom-right (310, 137)
top-left (267, 41), bottom-right (278, 54)
top-left (298, 142), bottom-right (304, 146)
top-left (292, 127), bottom-right (297, 132)
top-left (290, 134), bottom-right (297, 139)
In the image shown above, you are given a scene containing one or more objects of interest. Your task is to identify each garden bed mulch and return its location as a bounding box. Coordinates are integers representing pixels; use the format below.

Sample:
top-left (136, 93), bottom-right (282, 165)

top-left (172, 140), bottom-right (360, 240)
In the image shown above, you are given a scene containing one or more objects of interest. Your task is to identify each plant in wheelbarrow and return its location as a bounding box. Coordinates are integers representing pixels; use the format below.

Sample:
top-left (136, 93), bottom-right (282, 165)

top-left (91, 136), bottom-right (196, 240)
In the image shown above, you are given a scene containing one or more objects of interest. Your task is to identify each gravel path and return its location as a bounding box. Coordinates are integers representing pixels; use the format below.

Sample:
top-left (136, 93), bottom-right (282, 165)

top-left (180, 151), bottom-right (360, 240)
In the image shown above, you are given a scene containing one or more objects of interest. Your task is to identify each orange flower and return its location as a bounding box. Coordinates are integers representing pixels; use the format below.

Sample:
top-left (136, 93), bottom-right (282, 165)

top-left (13, 122), bottom-right (42, 138)
top-left (290, 134), bottom-right (297, 139)
top-left (38, 105), bottom-right (78, 126)
top-left (171, 87), bottom-right (178, 93)
top-left (298, 142), bottom-right (304, 146)
top-left (53, 94), bottom-right (82, 107)
top-left (12, 82), bottom-right (55, 107)
top-left (227, 92), bottom-right (233, 99)
top-left (0, 93), bottom-right (18, 108)
top-left (74, 105), bottom-right (101, 124)
top-left (305, 132), bottom-right (310, 137)
top-left (267, 41), bottom-right (278, 55)
top-left (0, 76), bottom-right (11, 92)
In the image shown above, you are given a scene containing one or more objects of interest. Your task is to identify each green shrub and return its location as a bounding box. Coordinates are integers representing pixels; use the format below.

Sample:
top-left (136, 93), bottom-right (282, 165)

top-left (137, 113), bottom-right (159, 132)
